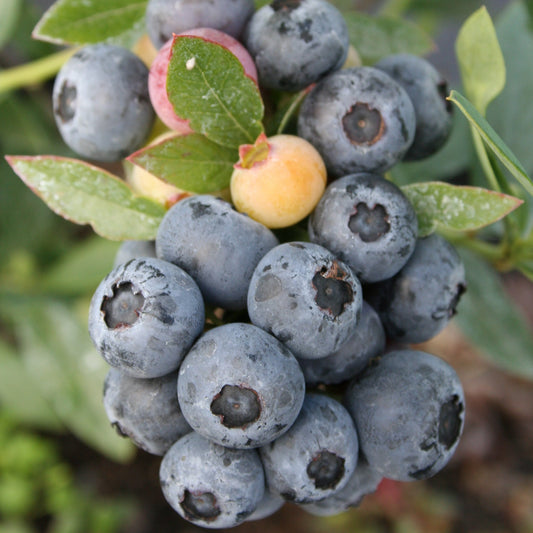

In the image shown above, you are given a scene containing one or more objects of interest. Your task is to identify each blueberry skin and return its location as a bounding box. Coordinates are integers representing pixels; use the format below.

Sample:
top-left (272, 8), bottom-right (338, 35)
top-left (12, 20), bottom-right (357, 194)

top-left (160, 432), bottom-right (265, 528)
top-left (88, 257), bottom-right (205, 378)
top-left (260, 393), bottom-right (359, 504)
top-left (298, 302), bottom-right (385, 386)
top-left (243, 0), bottom-right (349, 92)
top-left (103, 368), bottom-right (191, 455)
top-left (146, 0), bottom-right (255, 49)
top-left (53, 44), bottom-right (154, 162)
top-left (375, 54), bottom-right (453, 161)
top-left (299, 459), bottom-right (382, 516)
top-left (297, 66), bottom-right (416, 176)
top-left (344, 349), bottom-right (465, 481)
top-left (308, 173), bottom-right (418, 283)
top-left (113, 240), bottom-right (156, 268)
top-left (366, 234), bottom-right (467, 343)
top-left (156, 195), bottom-right (279, 310)
top-left (247, 241), bottom-right (363, 359)
top-left (177, 323), bottom-right (305, 449)
top-left (245, 489), bottom-right (285, 521)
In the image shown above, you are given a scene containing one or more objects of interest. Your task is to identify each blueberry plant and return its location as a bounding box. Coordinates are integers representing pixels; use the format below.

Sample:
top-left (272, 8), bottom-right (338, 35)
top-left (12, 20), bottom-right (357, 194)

top-left (1, 0), bottom-right (533, 530)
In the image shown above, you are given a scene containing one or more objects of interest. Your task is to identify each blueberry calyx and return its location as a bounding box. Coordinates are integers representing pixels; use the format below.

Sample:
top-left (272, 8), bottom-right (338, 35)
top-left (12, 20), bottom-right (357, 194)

top-left (271, 0), bottom-right (302, 12)
top-left (342, 103), bottom-right (386, 146)
top-left (57, 81), bottom-right (77, 122)
top-left (306, 450), bottom-right (346, 490)
top-left (101, 282), bottom-right (145, 329)
top-left (348, 202), bottom-right (391, 242)
top-left (438, 394), bottom-right (464, 449)
top-left (312, 263), bottom-right (354, 317)
top-left (181, 490), bottom-right (221, 522)
top-left (210, 385), bottom-right (262, 428)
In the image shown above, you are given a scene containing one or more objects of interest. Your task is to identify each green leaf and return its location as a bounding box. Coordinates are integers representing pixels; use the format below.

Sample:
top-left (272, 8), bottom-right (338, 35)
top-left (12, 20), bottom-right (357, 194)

top-left (455, 6), bottom-right (505, 116)
top-left (0, 0), bottom-right (22, 49)
top-left (5, 156), bottom-right (166, 241)
top-left (343, 12), bottom-right (434, 65)
top-left (402, 181), bottom-right (523, 236)
top-left (455, 250), bottom-right (533, 379)
top-left (32, 0), bottom-right (147, 46)
top-left (447, 90), bottom-right (533, 198)
top-left (40, 236), bottom-right (119, 295)
top-left (167, 36), bottom-right (264, 149)
top-left (128, 133), bottom-right (237, 194)
top-left (11, 300), bottom-right (134, 461)
top-left (0, 339), bottom-right (62, 430)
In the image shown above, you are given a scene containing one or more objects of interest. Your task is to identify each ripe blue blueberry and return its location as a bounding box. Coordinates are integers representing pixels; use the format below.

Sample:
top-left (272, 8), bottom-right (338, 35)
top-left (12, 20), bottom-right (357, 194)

top-left (299, 459), bottom-right (382, 516)
top-left (245, 489), bottom-right (285, 521)
top-left (308, 173), bottom-right (418, 283)
top-left (344, 349), bottom-right (465, 481)
top-left (297, 66), bottom-right (416, 176)
top-left (298, 301), bottom-right (385, 386)
top-left (375, 53), bottom-right (453, 160)
top-left (243, 0), bottom-right (349, 91)
top-left (103, 368), bottom-right (191, 455)
top-left (366, 233), bottom-right (466, 343)
top-left (156, 195), bottom-right (279, 310)
top-left (260, 393), bottom-right (359, 503)
top-left (160, 431), bottom-right (265, 528)
top-left (53, 44), bottom-right (154, 162)
top-left (177, 323), bottom-right (306, 449)
top-left (145, 0), bottom-right (255, 49)
top-left (88, 257), bottom-right (205, 378)
top-left (247, 241), bottom-right (363, 359)
top-left (113, 240), bottom-right (156, 267)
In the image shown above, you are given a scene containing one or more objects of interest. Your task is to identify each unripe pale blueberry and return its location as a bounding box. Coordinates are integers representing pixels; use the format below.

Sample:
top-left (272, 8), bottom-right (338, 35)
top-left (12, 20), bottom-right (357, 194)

top-left (146, 0), bottom-right (255, 49)
top-left (149, 30), bottom-right (258, 133)
top-left (230, 133), bottom-right (327, 229)
top-left (53, 44), bottom-right (154, 162)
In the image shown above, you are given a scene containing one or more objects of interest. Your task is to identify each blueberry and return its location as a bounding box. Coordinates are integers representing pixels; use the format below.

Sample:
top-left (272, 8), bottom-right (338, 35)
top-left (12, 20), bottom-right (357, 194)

top-left (113, 240), bottom-right (156, 268)
top-left (298, 301), bottom-right (385, 386)
top-left (53, 44), bottom-right (154, 162)
top-left (88, 257), bottom-right (205, 378)
top-left (247, 241), bottom-right (363, 359)
top-left (366, 234), bottom-right (467, 343)
top-left (299, 459), bottom-right (382, 516)
top-left (375, 53), bottom-right (453, 160)
top-left (177, 323), bottom-right (305, 449)
top-left (308, 173), bottom-right (418, 283)
top-left (344, 349), bottom-right (465, 481)
top-left (156, 195), bottom-right (279, 310)
top-left (260, 393), bottom-right (359, 503)
top-left (243, 0), bottom-right (349, 91)
top-left (297, 66), bottom-right (416, 176)
top-left (146, 0), bottom-right (255, 49)
top-left (103, 368), bottom-right (191, 455)
top-left (160, 432), bottom-right (265, 528)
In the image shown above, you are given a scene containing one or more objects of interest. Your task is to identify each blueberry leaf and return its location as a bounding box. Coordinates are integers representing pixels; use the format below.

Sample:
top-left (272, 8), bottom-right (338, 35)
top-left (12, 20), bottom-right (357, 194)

top-left (343, 12), bottom-right (434, 65)
top-left (402, 181), bottom-right (523, 236)
top-left (5, 155), bottom-right (165, 241)
top-left (128, 133), bottom-right (237, 194)
top-left (166, 35), bottom-right (264, 149)
top-left (448, 90), bottom-right (533, 198)
top-left (456, 6), bottom-right (505, 116)
top-left (456, 250), bottom-right (533, 379)
top-left (32, 0), bottom-right (147, 46)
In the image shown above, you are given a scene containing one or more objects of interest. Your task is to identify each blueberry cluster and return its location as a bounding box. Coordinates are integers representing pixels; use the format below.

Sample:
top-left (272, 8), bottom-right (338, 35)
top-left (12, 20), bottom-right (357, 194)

top-left (61, 0), bottom-right (471, 528)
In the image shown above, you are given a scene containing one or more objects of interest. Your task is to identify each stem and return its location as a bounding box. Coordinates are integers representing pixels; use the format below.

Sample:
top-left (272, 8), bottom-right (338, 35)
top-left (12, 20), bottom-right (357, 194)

top-left (0, 48), bottom-right (77, 94)
top-left (276, 89), bottom-right (308, 136)
top-left (443, 231), bottom-right (506, 263)
top-left (472, 127), bottom-right (501, 193)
